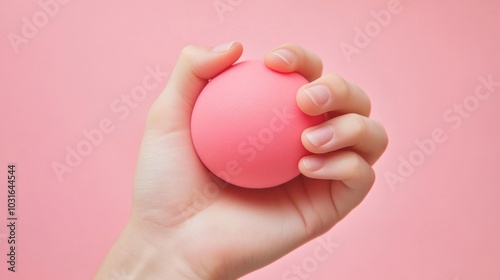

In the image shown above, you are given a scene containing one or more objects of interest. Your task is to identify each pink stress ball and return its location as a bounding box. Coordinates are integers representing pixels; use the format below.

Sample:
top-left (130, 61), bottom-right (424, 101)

top-left (191, 60), bottom-right (324, 188)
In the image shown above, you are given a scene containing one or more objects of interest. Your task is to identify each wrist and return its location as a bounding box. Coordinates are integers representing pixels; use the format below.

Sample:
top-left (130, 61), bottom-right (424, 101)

top-left (94, 219), bottom-right (208, 280)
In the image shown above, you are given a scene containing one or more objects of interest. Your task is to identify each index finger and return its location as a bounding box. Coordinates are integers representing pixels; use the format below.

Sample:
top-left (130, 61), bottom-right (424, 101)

top-left (264, 43), bottom-right (323, 81)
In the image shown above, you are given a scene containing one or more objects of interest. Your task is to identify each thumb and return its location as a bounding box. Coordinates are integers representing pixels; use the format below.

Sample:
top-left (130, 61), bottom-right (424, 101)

top-left (146, 42), bottom-right (243, 135)
top-left (131, 42), bottom-right (243, 226)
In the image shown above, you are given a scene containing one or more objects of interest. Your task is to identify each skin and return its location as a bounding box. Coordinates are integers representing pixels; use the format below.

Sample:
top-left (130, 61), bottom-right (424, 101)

top-left (94, 42), bottom-right (388, 280)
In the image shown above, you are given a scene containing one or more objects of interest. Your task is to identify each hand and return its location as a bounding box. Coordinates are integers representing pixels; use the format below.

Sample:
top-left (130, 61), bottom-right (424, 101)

top-left (95, 42), bottom-right (388, 280)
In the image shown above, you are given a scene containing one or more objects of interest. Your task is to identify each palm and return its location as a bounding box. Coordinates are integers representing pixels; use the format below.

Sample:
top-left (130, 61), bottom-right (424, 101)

top-left (193, 176), bottom-right (335, 270)
top-left (200, 175), bottom-right (337, 257)
top-left (132, 132), bottom-right (339, 277)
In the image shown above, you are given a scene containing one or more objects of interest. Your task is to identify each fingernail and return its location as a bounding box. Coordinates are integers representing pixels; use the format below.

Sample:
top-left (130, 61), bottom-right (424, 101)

top-left (304, 85), bottom-right (330, 107)
top-left (272, 48), bottom-right (295, 65)
top-left (212, 41), bottom-right (235, 52)
top-left (303, 157), bottom-right (325, 172)
top-left (305, 126), bottom-right (334, 147)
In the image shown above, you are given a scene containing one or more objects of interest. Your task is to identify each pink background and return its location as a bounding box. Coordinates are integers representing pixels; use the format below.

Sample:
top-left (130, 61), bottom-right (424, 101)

top-left (1, 0), bottom-right (499, 279)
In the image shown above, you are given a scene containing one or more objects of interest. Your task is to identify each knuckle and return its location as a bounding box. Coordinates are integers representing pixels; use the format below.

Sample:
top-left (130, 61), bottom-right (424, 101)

top-left (317, 58), bottom-right (323, 73)
top-left (364, 94), bottom-right (372, 116)
top-left (376, 120), bottom-right (389, 151)
top-left (368, 168), bottom-right (376, 186)
top-left (350, 114), bottom-right (369, 138)
top-left (329, 74), bottom-right (350, 99)
top-left (180, 45), bottom-right (198, 62)
top-left (349, 152), bottom-right (366, 179)
top-left (343, 151), bottom-right (375, 188)
top-left (353, 84), bottom-right (372, 116)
